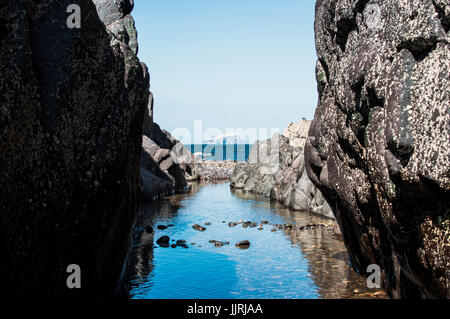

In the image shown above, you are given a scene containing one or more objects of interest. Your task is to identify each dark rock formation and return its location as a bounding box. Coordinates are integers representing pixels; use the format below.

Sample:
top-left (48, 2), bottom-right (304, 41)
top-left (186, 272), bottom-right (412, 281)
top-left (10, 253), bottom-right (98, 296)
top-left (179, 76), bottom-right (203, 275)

top-left (307, 0), bottom-right (449, 298)
top-left (0, 0), bottom-right (148, 297)
top-left (140, 108), bottom-right (199, 197)
top-left (231, 120), bottom-right (334, 220)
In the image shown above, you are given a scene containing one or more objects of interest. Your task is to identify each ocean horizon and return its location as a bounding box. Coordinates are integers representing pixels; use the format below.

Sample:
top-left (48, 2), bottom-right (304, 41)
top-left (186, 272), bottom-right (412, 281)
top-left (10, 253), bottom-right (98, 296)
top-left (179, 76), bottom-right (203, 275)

top-left (187, 144), bottom-right (252, 162)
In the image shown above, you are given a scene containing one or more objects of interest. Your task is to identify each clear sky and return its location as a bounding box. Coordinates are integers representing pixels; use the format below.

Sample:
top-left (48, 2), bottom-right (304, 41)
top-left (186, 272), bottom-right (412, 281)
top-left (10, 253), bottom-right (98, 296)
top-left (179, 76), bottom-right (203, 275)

top-left (132, 0), bottom-right (318, 143)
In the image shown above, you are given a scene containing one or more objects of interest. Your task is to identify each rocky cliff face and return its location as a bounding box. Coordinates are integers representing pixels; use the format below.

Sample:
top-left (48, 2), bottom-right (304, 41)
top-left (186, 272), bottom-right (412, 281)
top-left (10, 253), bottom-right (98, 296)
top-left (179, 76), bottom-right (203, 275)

top-left (231, 120), bottom-right (334, 220)
top-left (140, 112), bottom-right (199, 200)
top-left (307, 0), bottom-right (449, 298)
top-left (0, 0), bottom-right (148, 297)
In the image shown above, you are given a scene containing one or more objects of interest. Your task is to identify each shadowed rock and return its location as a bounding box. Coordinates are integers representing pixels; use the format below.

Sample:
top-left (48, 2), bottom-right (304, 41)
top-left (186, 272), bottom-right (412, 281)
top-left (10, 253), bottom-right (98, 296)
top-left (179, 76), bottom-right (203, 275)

top-left (156, 236), bottom-right (170, 247)
top-left (0, 0), bottom-right (149, 298)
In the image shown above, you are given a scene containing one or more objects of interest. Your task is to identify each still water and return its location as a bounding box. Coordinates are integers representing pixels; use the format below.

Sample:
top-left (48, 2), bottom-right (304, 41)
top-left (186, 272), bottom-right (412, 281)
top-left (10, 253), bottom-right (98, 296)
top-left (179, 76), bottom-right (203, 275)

top-left (128, 182), bottom-right (385, 299)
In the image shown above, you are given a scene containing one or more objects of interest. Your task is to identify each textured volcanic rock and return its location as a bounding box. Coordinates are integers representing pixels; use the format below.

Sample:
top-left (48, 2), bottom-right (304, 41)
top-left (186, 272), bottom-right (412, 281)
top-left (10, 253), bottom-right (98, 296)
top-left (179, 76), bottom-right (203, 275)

top-left (306, 0), bottom-right (449, 298)
top-left (231, 121), bottom-right (334, 220)
top-left (0, 0), bottom-right (148, 297)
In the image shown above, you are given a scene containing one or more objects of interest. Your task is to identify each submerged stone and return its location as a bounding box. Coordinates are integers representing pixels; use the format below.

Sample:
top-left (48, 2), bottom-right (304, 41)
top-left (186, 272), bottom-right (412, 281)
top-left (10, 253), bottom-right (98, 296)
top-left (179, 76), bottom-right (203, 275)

top-left (193, 224), bottom-right (206, 232)
top-left (156, 236), bottom-right (170, 247)
top-left (235, 240), bottom-right (251, 249)
top-left (145, 225), bottom-right (153, 234)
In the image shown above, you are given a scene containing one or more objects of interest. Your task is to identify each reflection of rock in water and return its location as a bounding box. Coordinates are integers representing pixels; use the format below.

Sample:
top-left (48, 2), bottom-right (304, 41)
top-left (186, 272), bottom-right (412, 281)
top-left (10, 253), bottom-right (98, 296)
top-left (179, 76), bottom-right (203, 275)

top-left (231, 188), bottom-right (385, 299)
top-left (289, 227), bottom-right (367, 298)
top-left (128, 183), bottom-right (204, 287)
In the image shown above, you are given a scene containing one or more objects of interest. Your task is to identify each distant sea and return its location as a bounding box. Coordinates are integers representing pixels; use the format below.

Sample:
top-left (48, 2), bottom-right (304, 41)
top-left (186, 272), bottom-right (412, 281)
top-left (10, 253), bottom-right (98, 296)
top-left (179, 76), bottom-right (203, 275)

top-left (186, 144), bottom-right (252, 162)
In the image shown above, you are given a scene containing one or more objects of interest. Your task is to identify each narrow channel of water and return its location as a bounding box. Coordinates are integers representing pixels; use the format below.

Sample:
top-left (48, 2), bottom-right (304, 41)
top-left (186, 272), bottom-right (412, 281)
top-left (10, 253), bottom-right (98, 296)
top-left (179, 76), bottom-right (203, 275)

top-left (128, 182), bottom-right (385, 299)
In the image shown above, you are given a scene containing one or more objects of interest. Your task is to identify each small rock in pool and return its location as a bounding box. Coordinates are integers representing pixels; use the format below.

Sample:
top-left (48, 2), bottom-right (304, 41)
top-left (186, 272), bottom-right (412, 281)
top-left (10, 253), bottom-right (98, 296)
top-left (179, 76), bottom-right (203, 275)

top-left (145, 226), bottom-right (153, 233)
top-left (156, 236), bottom-right (170, 247)
top-left (191, 243), bottom-right (196, 245)
top-left (167, 224), bottom-right (174, 227)
top-left (171, 244), bottom-right (177, 248)
top-left (205, 222), bottom-right (212, 226)
top-left (271, 228), bottom-right (277, 232)
top-left (222, 221), bottom-right (226, 223)
top-left (257, 227), bottom-right (263, 231)
top-left (228, 222), bottom-right (237, 227)
top-left (249, 222), bottom-right (258, 228)
top-left (193, 224), bottom-right (206, 232)
top-left (261, 220), bottom-right (269, 224)
top-left (176, 240), bottom-right (186, 245)
top-left (157, 225), bottom-right (168, 230)
top-left (212, 241), bottom-right (230, 248)
top-left (235, 240), bottom-right (251, 249)
top-left (237, 220), bottom-right (244, 224)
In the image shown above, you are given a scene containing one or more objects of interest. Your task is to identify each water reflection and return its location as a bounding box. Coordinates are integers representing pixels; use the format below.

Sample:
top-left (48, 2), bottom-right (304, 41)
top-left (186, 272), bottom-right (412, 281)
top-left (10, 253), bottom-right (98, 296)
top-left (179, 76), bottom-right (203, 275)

top-left (128, 182), bottom-right (386, 299)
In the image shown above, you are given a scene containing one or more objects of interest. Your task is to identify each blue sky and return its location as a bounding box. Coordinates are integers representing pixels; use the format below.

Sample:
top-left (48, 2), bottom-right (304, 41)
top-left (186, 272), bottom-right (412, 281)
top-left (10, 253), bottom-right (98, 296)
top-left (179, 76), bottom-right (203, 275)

top-left (133, 0), bottom-right (318, 143)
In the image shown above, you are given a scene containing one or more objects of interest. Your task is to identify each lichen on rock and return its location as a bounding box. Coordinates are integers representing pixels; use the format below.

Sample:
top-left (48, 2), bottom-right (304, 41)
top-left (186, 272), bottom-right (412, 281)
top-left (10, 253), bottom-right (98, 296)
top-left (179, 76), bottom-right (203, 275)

top-left (307, 0), bottom-right (449, 298)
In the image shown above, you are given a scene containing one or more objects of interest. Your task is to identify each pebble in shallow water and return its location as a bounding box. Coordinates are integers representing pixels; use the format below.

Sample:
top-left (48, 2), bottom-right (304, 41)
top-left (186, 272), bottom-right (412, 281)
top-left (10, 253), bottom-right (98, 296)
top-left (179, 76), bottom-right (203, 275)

top-left (156, 236), bottom-right (170, 247)
top-left (235, 240), bottom-right (251, 249)
top-left (209, 240), bottom-right (230, 248)
top-left (192, 224), bottom-right (207, 232)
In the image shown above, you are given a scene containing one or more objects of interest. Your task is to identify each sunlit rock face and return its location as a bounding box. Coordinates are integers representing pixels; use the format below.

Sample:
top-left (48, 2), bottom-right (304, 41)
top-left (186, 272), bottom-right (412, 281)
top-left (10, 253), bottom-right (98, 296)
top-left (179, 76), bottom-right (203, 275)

top-left (0, 0), bottom-right (148, 297)
top-left (231, 120), bottom-right (334, 220)
top-left (307, 0), bottom-right (449, 298)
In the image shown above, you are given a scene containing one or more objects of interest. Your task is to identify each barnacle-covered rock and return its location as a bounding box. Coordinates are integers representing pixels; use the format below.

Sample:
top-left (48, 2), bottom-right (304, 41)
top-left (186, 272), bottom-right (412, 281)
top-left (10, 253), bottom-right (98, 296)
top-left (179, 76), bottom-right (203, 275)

top-left (307, 0), bottom-right (449, 298)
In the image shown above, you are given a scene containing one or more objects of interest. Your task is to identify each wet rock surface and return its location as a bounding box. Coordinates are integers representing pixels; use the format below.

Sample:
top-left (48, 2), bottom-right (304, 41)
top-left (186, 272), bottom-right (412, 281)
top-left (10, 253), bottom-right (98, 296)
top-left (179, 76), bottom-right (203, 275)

top-left (156, 236), bottom-right (170, 247)
top-left (230, 120), bottom-right (334, 220)
top-left (235, 240), bottom-right (251, 249)
top-left (308, 0), bottom-right (450, 298)
top-left (192, 224), bottom-right (207, 232)
top-left (0, 0), bottom-right (148, 297)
